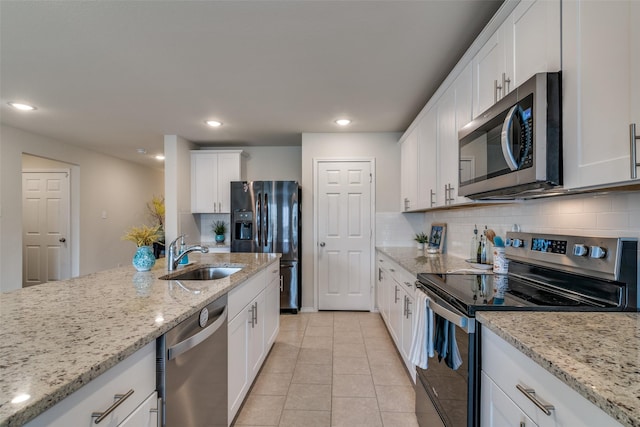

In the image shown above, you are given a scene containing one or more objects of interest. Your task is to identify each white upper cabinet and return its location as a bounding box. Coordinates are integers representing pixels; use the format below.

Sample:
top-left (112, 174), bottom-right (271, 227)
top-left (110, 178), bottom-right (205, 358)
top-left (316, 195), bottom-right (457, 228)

top-left (473, 0), bottom-right (560, 118)
top-left (417, 106), bottom-right (438, 210)
top-left (562, 0), bottom-right (640, 189)
top-left (509, 0), bottom-right (561, 89)
top-left (191, 150), bottom-right (243, 213)
top-left (400, 128), bottom-right (419, 211)
top-left (473, 28), bottom-right (507, 117)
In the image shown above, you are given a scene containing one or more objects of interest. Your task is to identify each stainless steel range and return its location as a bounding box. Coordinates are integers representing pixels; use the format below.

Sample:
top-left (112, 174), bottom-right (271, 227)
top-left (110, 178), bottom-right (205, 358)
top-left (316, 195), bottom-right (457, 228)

top-left (414, 232), bottom-right (638, 427)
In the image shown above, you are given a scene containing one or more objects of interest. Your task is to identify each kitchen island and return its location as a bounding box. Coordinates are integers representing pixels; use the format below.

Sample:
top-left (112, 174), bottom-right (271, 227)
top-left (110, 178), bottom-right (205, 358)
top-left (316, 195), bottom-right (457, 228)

top-left (0, 252), bottom-right (279, 427)
top-left (477, 311), bottom-right (640, 427)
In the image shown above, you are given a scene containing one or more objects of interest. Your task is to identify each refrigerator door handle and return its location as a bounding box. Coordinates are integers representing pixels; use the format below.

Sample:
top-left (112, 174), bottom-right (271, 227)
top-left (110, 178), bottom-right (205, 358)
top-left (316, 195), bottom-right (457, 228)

top-left (256, 192), bottom-right (261, 247)
top-left (264, 193), bottom-right (269, 247)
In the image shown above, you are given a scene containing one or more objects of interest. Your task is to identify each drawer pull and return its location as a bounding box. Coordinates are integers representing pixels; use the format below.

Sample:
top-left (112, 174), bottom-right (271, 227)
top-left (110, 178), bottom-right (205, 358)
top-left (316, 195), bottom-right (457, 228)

top-left (516, 384), bottom-right (555, 416)
top-left (149, 397), bottom-right (162, 427)
top-left (92, 389), bottom-right (134, 423)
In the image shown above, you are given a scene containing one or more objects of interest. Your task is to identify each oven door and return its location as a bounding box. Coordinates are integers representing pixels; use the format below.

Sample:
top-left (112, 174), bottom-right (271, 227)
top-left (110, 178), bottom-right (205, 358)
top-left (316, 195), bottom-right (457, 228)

top-left (415, 287), bottom-right (476, 427)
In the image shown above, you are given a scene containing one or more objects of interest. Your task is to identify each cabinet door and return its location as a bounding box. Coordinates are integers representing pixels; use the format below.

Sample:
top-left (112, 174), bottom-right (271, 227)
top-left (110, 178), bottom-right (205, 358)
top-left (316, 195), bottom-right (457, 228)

top-left (191, 152), bottom-right (219, 213)
top-left (455, 63), bottom-right (474, 205)
top-left (228, 310), bottom-right (249, 421)
top-left (417, 106), bottom-right (438, 209)
top-left (472, 29), bottom-right (506, 117)
top-left (509, 0), bottom-right (561, 89)
top-left (388, 282), bottom-right (403, 347)
top-left (264, 267), bottom-right (280, 349)
top-left (400, 291), bottom-right (414, 373)
top-left (217, 152), bottom-right (241, 213)
top-left (436, 85), bottom-right (457, 207)
top-left (563, 0), bottom-right (639, 188)
top-left (117, 392), bottom-right (159, 427)
top-left (400, 128), bottom-right (419, 211)
top-left (481, 372), bottom-right (538, 427)
top-left (248, 291), bottom-right (266, 379)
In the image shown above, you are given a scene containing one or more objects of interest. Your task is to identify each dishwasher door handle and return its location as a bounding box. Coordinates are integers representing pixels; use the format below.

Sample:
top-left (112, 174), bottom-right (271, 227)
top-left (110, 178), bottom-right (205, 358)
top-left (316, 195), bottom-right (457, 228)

top-left (168, 306), bottom-right (228, 360)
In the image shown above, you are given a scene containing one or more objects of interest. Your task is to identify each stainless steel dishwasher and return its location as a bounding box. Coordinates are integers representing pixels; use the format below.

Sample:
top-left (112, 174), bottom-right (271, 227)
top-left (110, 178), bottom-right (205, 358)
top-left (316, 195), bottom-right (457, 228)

top-left (157, 294), bottom-right (228, 427)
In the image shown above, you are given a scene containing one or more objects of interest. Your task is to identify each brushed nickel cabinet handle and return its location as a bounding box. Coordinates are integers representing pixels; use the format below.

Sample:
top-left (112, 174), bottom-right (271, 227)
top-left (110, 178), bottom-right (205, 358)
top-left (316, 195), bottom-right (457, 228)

top-left (92, 389), bottom-right (134, 423)
top-left (149, 397), bottom-right (162, 427)
top-left (631, 123), bottom-right (639, 179)
top-left (494, 79), bottom-right (503, 103)
top-left (430, 189), bottom-right (436, 207)
top-left (502, 72), bottom-right (511, 94)
top-left (516, 384), bottom-right (555, 415)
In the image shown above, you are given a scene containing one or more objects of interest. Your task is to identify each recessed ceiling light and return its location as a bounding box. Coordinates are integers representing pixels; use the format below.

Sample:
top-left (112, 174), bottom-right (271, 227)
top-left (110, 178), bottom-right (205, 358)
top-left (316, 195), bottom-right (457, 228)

top-left (335, 119), bottom-right (351, 126)
top-left (8, 102), bottom-right (37, 111)
top-left (205, 120), bottom-right (222, 127)
top-left (136, 148), bottom-right (147, 155)
top-left (155, 155), bottom-right (165, 161)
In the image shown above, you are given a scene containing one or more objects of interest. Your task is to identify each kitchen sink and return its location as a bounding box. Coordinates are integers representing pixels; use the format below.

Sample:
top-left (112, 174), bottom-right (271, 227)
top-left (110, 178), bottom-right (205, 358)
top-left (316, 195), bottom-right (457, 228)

top-left (160, 267), bottom-right (242, 281)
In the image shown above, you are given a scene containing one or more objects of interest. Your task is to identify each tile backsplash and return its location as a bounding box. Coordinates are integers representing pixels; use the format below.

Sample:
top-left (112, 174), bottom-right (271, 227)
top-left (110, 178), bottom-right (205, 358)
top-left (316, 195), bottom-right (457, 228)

top-left (424, 191), bottom-right (640, 258)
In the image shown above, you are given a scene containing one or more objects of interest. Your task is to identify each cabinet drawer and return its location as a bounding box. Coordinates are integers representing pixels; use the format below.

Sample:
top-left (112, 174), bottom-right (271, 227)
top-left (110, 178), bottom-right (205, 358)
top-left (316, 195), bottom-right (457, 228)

top-left (481, 327), bottom-right (621, 427)
top-left (228, 269), bottom-right (266, 320)
top-left (117, 391), bottom-right (159, 427)
top-left (377, 253), bottom-right (415, 292)
top-left (25, 341), bottom-right (156, 427)
top-left (266, 261), bottom-right (280, 287)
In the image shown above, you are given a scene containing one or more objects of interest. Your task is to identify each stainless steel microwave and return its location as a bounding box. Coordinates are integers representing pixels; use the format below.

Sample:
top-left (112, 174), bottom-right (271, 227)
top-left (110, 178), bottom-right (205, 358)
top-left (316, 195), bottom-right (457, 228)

top-left (458, 72), bottom-right (562, 199)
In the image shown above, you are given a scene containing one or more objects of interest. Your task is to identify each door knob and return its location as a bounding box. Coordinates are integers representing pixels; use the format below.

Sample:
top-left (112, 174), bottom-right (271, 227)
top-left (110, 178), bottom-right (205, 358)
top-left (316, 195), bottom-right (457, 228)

top-left (319, 242), bottom-right (326, 247)
top-left (59, 237), bottom-right (66, 243)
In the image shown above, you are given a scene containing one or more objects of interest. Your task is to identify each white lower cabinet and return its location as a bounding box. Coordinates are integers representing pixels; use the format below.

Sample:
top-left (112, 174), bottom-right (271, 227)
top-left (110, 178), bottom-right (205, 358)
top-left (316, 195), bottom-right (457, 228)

top-left (25, 341), bottom-right (157, 427)
top-left (482, 372), bottom-right (538, 427)
top-left (228, 261), bottom-right (280, 425)
top-left (481, 327), bottom-right (622, 427)
top-left (264, 265), bottom-right (281, 348)
top-left (375, 251), bottom-right (416, 383)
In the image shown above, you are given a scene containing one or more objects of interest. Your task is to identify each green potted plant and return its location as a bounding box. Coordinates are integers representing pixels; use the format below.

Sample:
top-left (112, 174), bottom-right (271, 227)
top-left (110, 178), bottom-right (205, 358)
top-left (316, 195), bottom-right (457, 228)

top-left (212, 220), bottom-right (227, 243)
top-left (122, 224), bottom-right (162, 271)
top-left (414, 232), bottom-right (429, 250)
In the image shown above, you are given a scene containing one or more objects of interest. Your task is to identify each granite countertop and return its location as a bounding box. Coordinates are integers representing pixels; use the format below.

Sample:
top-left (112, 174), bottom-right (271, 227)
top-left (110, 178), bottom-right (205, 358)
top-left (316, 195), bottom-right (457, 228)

top-left (376, 246), bottom-right (488, 275)
top-left (477, 311), bottom-right (640, 427)
top-left (0, 252), bottom-right (279, 427)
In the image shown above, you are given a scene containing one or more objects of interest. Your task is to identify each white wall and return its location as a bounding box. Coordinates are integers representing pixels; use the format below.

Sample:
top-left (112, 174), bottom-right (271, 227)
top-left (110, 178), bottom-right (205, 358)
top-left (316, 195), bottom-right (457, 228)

top-left (0, 125), bottom-right (164, 292)
top-left (301, 132), bottom-right (402, 310)
top-left (425, 192), bottom-right (640, 259)
top-left (164, 135), bottom-right (199, 246)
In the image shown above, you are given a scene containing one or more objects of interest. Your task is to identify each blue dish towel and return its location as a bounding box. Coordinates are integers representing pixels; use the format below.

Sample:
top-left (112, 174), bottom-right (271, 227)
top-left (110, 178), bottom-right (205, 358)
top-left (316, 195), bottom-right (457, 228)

top-left (434, 316), bottom-right (463, 370)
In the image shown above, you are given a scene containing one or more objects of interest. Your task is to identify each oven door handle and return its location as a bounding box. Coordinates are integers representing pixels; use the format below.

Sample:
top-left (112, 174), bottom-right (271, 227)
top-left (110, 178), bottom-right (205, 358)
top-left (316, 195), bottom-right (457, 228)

top-left (419, 285), bottom-right (475, 334)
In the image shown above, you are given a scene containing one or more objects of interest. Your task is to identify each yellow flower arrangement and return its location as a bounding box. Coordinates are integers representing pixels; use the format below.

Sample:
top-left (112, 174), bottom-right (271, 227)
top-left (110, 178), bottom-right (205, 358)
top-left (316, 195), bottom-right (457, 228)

top-left (122, 224), bottom-right (162, 247)
top-left (147, 195), bottom-right (165, 228)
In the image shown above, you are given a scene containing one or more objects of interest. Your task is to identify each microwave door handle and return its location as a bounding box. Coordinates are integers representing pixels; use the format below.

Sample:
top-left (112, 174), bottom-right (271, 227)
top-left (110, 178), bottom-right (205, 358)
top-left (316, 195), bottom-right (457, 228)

top-left (501, 104), bottom-right (520, 171)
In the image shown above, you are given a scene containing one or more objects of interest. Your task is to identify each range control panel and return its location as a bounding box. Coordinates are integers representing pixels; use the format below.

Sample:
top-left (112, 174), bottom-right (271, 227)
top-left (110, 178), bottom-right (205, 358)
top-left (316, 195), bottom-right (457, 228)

top-left (505, 232), bottom-right (636, 281)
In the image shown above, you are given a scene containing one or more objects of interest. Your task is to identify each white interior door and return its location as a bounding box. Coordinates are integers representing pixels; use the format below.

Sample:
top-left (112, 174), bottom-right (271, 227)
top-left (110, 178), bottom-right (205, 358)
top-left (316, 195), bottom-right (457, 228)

top-left (316, 160), bottom-right (373, 311)
top-left (22, 171), bottom-right (71, 287)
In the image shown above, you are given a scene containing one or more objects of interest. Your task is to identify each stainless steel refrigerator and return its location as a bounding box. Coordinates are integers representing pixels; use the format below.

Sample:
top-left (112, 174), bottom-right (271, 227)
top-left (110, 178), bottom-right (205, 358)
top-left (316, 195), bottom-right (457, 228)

top-left (230, 181), bottom-right (301, 313)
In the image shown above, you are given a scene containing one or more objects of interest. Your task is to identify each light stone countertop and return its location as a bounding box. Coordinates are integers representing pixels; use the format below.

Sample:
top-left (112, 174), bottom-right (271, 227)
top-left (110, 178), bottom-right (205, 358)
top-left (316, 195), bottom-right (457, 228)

top-left (376, 246), bottom-right (488, 275)
top-left (477, 311), bottom-right (640, 427)
top-left (0, 252), bottom-right (280, 427)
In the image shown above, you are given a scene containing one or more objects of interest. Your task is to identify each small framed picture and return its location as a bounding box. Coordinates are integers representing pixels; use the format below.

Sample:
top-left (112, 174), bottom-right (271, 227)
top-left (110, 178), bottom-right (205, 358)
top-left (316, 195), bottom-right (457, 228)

top-left (427, 223), bottom-right (446, 253)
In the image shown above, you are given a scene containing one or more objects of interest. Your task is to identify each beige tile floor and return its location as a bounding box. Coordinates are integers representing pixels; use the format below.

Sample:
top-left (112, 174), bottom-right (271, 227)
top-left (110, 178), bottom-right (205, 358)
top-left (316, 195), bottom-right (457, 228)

top-left (232, 311), bottom-right (419, 427)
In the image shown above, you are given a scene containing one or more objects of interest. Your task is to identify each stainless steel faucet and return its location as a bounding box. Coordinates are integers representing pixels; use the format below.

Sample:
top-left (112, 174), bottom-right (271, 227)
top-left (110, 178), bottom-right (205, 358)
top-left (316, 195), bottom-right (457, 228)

top-left (167, 234), bottom-right (209, 271)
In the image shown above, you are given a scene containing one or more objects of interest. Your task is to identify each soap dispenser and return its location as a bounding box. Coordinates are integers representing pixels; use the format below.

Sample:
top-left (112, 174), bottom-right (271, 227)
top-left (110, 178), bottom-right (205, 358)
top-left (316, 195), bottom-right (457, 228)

top-left (179, 236), bottom-right (189, 265)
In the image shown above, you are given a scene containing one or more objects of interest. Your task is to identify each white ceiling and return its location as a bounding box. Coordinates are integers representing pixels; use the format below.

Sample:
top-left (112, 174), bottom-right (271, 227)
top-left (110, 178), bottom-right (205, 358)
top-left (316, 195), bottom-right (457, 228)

top-left (0, 0), bottom-right (502, 168)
